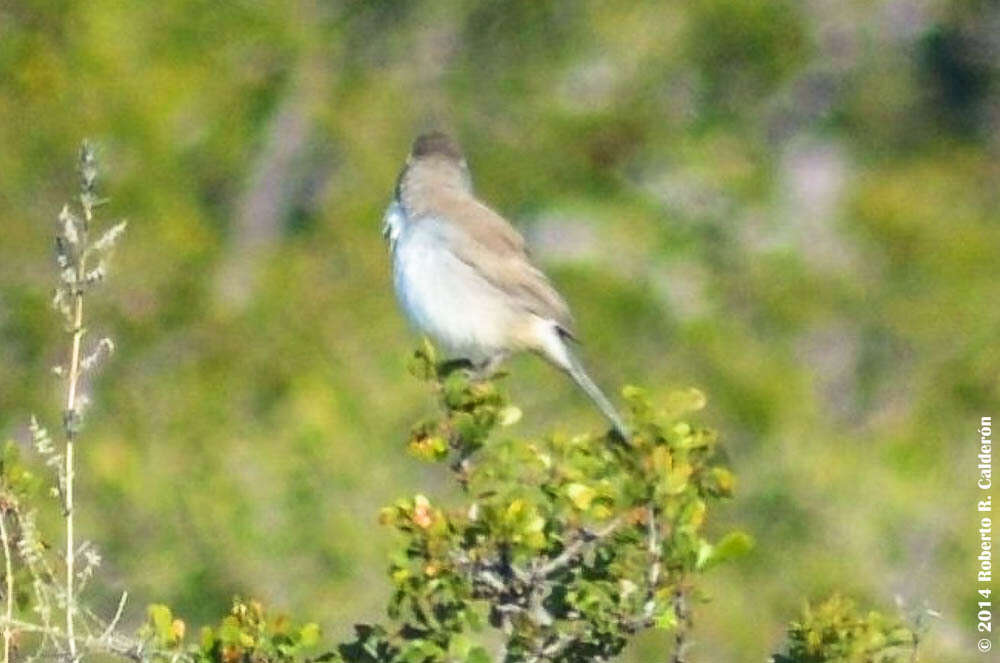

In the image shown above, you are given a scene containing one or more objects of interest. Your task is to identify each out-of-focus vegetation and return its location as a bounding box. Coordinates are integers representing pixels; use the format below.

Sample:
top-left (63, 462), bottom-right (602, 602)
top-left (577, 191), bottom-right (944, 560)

top-left (771, 595), bottom-right (920, 663)
top-left (0, 1), bottom-right (997, 661)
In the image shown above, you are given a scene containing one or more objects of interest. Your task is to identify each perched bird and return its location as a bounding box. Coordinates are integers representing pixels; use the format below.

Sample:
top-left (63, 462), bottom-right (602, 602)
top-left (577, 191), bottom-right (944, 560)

top-left (383, 131), bottom-right (627, 437)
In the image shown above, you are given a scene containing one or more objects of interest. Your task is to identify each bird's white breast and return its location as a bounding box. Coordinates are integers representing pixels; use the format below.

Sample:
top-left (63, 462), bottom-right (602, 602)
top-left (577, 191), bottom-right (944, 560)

top-left (387, 204), bottom-right (518, 362)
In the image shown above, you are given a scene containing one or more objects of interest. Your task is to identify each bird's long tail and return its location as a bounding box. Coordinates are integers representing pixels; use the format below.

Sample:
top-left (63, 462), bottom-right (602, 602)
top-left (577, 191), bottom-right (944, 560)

top-left (564, 347), bottom-right (629, 440)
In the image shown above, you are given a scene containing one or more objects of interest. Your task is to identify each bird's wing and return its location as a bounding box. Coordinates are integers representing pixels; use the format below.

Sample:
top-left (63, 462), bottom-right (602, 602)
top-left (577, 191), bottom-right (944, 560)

top-left (382, 199), bottom-right (405, 251)
top-left (426, 194), bottom-right (576, 335)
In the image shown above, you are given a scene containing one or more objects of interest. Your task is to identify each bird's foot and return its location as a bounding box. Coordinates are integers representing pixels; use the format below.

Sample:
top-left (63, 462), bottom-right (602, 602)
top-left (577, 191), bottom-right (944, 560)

top-left (469, 354), bottom-right (509, 382)
top-left (436, 358), bottom-right (475, 378)
top-left (436, 355), bottom-right (508, 382)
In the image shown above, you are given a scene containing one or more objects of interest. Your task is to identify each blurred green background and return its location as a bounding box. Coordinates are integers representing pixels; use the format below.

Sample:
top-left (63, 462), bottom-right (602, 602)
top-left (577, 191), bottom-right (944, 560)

top-left (1, 0), bottom-right (997, 660)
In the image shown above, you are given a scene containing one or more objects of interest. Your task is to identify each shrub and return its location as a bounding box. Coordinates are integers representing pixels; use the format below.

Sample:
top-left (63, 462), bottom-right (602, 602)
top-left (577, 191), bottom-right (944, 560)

top-left (336, 342), bottom-right (750, 663)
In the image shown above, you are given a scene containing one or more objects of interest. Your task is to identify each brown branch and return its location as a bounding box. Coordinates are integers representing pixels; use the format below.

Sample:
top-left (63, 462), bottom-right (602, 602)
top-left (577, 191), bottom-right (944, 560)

top-left (670, 586), bottom-right (692, 663)
top-left (643, 505), bottom-right (662, 620)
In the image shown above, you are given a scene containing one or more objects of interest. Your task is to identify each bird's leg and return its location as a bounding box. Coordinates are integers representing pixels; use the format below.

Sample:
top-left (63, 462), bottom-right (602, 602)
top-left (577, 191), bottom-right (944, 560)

top-left (436, 354), bottom-right (508, 381)
top-left (470, 352), bottom-right (509, 381)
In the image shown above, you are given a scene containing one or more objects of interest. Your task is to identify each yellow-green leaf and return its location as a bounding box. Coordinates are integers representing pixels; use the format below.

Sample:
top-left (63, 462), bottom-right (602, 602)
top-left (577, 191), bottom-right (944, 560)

top-left (299, 622), bottom-right (320, 648)
top-left (565, 483), bottom-right (597, 510)
top-left (498, 405), bottom-right (522, 426)
top-left (147, 604), bottom-right (173, 642)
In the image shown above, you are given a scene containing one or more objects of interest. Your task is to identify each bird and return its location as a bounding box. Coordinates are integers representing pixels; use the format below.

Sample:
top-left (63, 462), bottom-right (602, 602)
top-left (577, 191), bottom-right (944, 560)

top-left (383, 130), bottom-right (627, 438)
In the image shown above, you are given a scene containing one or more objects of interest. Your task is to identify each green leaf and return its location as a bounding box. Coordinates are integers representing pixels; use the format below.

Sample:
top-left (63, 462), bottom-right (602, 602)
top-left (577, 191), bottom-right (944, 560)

top-left (498, 405), bottom-right (522, 426)
top-left (147, 604), bottom-right (173, 643)
top-left (407, 338), bottom-right (438, 380)
top-left (655, 606), bottom-right (678, 630)
top-left (199, 626), bottom-right (215, 651)
top-left (662, 460), bottom-right (692, 496)
top-left (663, 388), bottom-right (707, 416)
top-left (622, 385), bottom-right (652, 420)
top-left (408, 434), bottom-right (449, 461)
top-left (448, 634), bottom-right (472, 660)
top-left (695, 540), bottom-right (714, 570)
top-left (299, 622), bottom-right (321, 648)
top-left (565, 482), bottom-right (597, 510)
top-left (466, 646), bottom-right (491, 663)
top-left (700, 531), bottom-right (754, 570)
top-left (525, 514), bottom-right (546, 533)
top-left (715, 531), bottom-right (754, 558)
top-left (218, 616), bottom-right (242, 644)
top-left (707, 467), bottom-right (735, 496)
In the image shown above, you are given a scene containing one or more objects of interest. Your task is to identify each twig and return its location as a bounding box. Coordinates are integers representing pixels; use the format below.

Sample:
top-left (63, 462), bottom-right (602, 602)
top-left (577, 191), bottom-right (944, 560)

top-left (540, 634), bottom-right (573, 659)
top-left (536, 518), bottom-right (623, 577)
top-left (62, 179), bottom-right (90, 663)
top-left (0, 510), bottom-right (14, 663)
top-left (497, 612), bottom-right (513, 663)
top-left (0, 618), bottom-right (147, 663)
top-left (98, 592), bottom-right (128, 642)
top-left (473, 568), bottom-right (506, 594)
top-left (669, 586), bottom-right (692, 663)
top-left (643, 505), bottom-right (661, 620)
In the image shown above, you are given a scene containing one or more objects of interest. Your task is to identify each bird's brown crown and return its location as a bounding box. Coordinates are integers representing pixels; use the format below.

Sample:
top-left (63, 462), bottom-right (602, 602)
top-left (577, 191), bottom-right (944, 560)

top-left (411, 131), bottom-right (464, 161)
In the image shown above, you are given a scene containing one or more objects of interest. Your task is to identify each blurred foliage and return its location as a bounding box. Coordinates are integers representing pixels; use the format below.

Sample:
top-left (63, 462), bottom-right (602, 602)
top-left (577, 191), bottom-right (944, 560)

top-left (771, 595), bottom-right (921, 663)
top-left (1, 0), bottom-right (997, 661)
top-left (142, 600), bottom-right (327, 663)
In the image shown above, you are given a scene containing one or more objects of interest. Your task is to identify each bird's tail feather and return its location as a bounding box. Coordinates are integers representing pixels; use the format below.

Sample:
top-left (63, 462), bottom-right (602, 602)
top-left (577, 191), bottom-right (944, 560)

top-left (564, 348), bottom-right (629, 439)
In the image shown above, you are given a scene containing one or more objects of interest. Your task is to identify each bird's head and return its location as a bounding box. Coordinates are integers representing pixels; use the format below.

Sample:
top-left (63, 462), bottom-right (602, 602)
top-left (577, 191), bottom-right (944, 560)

top-left (410, 131), bottom-right (464, 162)
top-left (399, 131), bottom-right (472, 197)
